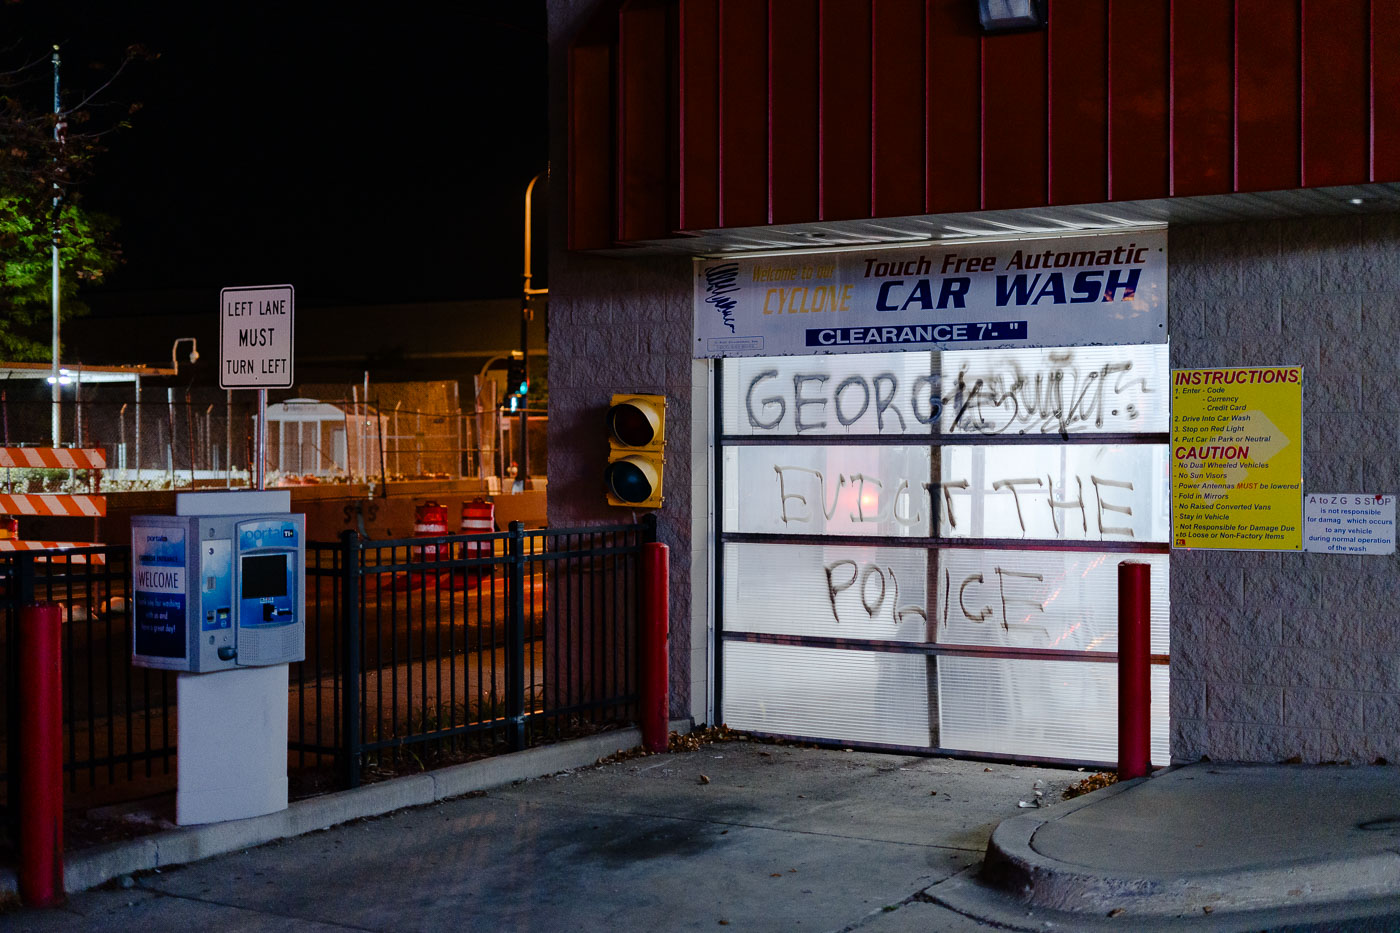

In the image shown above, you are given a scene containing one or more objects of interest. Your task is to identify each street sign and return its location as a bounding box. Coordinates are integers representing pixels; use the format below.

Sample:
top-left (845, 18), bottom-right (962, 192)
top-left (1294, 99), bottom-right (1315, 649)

top-left (219, 284), bottom-right (294, 389)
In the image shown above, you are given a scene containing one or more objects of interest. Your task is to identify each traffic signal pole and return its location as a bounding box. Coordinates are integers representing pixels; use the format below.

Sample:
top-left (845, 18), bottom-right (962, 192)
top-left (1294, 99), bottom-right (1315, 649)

top-left (520, 298), bottom-right (528, 483)
top-left (521, 169), bottom-right (548, 488)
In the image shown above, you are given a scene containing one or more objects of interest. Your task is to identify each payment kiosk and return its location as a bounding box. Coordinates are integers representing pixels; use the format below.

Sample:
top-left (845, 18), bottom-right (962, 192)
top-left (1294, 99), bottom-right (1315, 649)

top-left (131, 490), bottom-right (304, 824)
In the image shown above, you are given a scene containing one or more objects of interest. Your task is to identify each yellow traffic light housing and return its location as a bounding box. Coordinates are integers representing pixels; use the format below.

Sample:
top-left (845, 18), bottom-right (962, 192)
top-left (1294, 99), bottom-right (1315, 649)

top-left (605, 394), bottom-right (665, 507)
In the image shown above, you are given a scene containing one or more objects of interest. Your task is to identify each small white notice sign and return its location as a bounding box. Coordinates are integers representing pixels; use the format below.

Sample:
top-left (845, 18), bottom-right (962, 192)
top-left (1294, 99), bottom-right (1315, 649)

top-left (1303, 494), bottom-right (1396, 554)
top-left (219, 284), bottom-right (294, 389)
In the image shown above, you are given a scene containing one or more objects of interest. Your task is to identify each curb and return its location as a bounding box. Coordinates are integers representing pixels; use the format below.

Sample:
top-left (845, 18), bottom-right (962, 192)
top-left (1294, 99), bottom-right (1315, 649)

top-left (2, 719), bottom-right (691, 900)
top-left (955, 773), bottom-right (1400, 921)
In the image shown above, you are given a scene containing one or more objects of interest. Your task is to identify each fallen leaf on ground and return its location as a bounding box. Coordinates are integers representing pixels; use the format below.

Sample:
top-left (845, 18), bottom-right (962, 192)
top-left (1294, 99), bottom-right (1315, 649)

top-left (699, 774), bottom-right (711, 784)
top-left (1063, 772), bottom-right (1118, 799)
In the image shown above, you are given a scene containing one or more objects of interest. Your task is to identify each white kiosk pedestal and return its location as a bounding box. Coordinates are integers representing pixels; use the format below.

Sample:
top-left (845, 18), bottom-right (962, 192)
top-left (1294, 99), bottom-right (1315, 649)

top-left (176, 664), bottom-right (289, 824)
top-left (173, 490), bottom-right (294, 825)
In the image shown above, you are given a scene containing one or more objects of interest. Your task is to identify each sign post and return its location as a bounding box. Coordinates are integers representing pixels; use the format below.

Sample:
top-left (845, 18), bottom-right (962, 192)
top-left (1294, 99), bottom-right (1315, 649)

top-left (219, 285), bottom-right (294, 490)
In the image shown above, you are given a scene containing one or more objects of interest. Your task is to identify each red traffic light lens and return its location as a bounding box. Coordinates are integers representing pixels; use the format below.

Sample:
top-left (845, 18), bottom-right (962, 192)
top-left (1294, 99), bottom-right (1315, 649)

top-left (609, 403), bottom-right (656, 447)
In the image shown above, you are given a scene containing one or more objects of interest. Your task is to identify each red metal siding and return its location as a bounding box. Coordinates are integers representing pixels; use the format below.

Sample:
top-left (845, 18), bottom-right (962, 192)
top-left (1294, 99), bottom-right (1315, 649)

top-left (719, 0), bottom-right (769, 228)
top-left (770, 0), bottom-right (821, 224)
top-left (819, 0), bottom-right (874, 221)
top-left (925, 0), bottom-right (981, 213)
top-left (1235, 0), bottom-right (1300, 191)
top-left (618, 1), bottom-right (674, 242)
top-left (1302, 0), bottom-right (1370, 188)
top-left (981, 27), bottom-right (1048, 210)
top-left (1171, 0), bottom-right (1234, 196)
top-left (567, 41), bottom-right (614, 250)
top-left (872, 0), bottom-right (926, 217)
top-left (568, 0), bottom-right (1400, 245)
top-left (1048, 0), bottom-right (1108, 206)
top-left (1374, 0), bottom-right (1400, 179)
top-left (1108, 0), bottom-right (1170, 201)
top-left (679, 0), bottom-right (720, 230)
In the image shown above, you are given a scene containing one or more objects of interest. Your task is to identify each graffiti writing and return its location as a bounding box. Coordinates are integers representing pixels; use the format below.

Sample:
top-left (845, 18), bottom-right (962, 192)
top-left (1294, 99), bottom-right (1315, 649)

top-left (742, 348), bottom-right (1155, 436)
top-left (823, 559), bottom-right (1049, 638)
top-left (774, 465), bottom-right (1138, 538)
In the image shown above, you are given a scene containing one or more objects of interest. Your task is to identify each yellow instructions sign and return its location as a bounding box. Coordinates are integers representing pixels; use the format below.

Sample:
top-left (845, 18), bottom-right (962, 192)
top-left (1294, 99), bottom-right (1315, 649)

top-left (1172, 366), bottom-right (1303, 550)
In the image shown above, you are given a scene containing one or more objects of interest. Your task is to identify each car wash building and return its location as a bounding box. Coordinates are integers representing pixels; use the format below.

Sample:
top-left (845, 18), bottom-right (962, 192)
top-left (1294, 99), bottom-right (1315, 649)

top-left (547, 0), bottom-right (1400, 766)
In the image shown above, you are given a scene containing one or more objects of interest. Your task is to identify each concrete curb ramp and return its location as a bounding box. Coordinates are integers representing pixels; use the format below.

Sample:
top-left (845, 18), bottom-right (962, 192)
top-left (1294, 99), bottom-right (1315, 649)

top-left (2, 721), bottom-right (687, 900)
top-left (929, 762), bottom-right (1400, 930)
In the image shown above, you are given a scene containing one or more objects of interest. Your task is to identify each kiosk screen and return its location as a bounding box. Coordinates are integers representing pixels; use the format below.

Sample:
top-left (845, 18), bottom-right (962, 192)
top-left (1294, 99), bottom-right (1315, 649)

top-left (242, 554), bottom-right (289, 599)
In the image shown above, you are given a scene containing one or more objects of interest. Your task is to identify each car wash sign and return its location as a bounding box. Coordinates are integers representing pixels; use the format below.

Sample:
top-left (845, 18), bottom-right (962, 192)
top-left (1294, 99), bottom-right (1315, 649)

top-left (693, 231), bottom-right (1166, 358)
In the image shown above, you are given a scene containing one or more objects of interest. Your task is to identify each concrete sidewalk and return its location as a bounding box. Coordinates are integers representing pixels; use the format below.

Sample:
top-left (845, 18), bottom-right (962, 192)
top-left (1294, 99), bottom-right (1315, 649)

top-left (932, 761), bottom-right (1400, 931)
top-left (0, 741), bottom-right (1090, 932)
top-left (5, 744), bottom-right (1400, 931)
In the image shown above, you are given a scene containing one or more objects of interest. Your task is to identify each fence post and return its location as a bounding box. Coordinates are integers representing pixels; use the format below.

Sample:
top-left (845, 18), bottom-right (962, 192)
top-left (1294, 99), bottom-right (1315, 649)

top-left (19, 601), bottom-right (63, 906)
top-left (6, 553), bottom-right (36, 842)
top-left (1118, 561), bottom-right (1152, 780)
top-left (640, 540), bottom-right (670, 753)
top-left (506, 521), bottom-right (526, 751)
top-left (340, 530), bottom-right (362, 789)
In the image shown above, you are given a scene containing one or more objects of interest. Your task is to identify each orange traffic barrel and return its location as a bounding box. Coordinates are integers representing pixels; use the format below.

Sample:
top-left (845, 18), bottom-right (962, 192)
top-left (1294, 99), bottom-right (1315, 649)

top-left (460, 498), bottom-right (495, 557)
top-left (411, 501), bottom-right (450, 565)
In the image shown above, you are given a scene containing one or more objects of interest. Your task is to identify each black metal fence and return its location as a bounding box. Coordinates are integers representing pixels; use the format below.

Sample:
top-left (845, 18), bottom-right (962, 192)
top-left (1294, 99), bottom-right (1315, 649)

top-left (2, 517), bottom-right (652, 825)
top-left (1, 547), bottom-right (178, 815)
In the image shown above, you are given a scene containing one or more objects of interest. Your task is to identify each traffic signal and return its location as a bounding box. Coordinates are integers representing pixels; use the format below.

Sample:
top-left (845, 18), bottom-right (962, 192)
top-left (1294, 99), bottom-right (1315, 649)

top-left (605, 394), bottom-right (665, 508)
top-left (506, 358), bottom-right (529, 397)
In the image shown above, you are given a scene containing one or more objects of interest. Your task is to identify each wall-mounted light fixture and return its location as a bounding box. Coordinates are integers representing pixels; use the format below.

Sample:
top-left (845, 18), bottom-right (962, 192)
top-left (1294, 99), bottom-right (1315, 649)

top-left (978, 0), bottom-right (1046, 32)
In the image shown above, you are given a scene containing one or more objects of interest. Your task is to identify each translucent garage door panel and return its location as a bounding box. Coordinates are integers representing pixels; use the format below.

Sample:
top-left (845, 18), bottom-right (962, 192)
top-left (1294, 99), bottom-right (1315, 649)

top-left (939, 343), bottom-right (1169, 436)
top-left (724, 542), bottom-right (929, 641)
top-left (723, 641), bottom-right (932, 747)
top-left (938, 444), bottom-right (1170, 542)
top-left (722, 445), bottom-right (934, 537)
top-left (937, 658), bottom-right (1169, 766)
top-left (722, 542), bottom-right (1170, 654)
top-left (723, 352), bottom-right (939, 437)
top-left (723, 443), bottom-right (1169, 542)
top-left (935, 550), bottom-right (1170, 655)
top-left (721, 344), bottom-right (1168, 437)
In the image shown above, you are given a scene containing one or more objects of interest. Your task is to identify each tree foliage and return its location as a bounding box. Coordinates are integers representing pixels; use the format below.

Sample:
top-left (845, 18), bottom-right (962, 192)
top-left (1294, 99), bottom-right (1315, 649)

top-left (0, 37), bottom-right (150, 360)
top-left (0, 196), bottom-right (119, 360)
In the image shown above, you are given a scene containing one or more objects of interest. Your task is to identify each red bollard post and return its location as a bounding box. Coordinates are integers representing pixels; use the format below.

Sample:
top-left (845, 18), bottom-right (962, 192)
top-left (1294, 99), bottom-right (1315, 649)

top-left (19, 602), bottom-right (64, 906)
top-left (1118, 562), bottom-right (1151, 781)
top-left (640, 542), bottom-right (670, 753)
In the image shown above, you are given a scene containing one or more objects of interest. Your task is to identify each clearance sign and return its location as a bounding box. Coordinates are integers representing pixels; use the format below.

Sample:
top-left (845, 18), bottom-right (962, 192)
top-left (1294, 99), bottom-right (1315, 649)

top-left (1172, 366), bottom-right (1303, 550)
top-left (692, 231), bottom-right (1166, 358)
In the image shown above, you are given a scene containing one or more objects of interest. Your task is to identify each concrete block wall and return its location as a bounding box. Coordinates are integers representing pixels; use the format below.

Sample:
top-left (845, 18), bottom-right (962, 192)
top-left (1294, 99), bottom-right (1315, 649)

top-left (1169, 215), bottom-right (1400, 764)
top-left (547, 0), bottom-right (703, 719)
top-left (544, 249), bottom-right (698, 716)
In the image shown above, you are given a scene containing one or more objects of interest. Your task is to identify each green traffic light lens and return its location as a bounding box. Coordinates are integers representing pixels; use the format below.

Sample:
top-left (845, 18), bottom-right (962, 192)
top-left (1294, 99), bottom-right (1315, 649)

top-left (606, 460), bottom-right (652, 503)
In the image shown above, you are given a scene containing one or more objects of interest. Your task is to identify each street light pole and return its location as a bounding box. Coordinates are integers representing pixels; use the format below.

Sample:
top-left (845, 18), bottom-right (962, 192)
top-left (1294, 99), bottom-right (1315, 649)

top-left (50, 46), bottom-right (62, 446)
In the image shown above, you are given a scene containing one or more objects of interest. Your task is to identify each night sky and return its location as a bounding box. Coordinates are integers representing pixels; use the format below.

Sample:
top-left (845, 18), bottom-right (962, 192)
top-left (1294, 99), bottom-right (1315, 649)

top-left (5, 1), bottom-right (548, 309)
